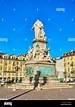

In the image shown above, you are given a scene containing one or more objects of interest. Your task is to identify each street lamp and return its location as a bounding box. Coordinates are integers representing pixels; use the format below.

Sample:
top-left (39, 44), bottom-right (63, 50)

top-left (13, 66), bottom-right (19, 91)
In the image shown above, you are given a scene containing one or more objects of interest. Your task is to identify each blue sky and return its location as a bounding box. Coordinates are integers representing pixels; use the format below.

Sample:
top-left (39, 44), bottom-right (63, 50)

top-left (0, 0), bottom-right (75, 58)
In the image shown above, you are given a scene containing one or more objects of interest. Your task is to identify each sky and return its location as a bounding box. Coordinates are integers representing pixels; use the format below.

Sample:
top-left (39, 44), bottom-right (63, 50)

top-left (0, 0), bottom-right (75, 58)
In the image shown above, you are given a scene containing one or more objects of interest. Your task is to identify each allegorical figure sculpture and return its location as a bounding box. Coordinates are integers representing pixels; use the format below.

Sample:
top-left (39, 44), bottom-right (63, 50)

top-left (32, 20), bottom-right (45, 38)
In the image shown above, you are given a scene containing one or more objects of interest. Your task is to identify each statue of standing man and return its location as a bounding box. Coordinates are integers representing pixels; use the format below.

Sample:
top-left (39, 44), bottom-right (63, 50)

top-left (32, 20), bottom-right (45, 38)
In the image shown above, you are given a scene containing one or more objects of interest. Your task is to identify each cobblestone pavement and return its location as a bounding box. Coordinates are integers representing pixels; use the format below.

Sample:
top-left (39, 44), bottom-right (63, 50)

top-left (0, 85), bottom-right (75, 100)
top-left (13, 85), bottom-right (75, 100)
top-left (0, 86), bottom-right (28, 100)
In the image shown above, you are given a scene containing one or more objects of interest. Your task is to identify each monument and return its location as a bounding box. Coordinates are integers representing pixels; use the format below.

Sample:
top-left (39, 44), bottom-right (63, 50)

top-left (25, 20), bottom-right (56, 78)
top-left (9, 20), bottom-right (70, 90)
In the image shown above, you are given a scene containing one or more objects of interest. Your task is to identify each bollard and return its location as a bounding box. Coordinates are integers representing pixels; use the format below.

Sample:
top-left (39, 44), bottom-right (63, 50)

top-left (37, 83), bottom-right (42, 91)
top-left (5, 83), bottom-right (7, 88)
top-left (12, 83), bottom-right (16, 91)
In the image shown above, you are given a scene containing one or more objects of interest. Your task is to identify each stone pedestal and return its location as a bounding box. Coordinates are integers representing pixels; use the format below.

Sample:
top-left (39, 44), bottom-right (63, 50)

top-left (22, 77), bottom-right (30, 84)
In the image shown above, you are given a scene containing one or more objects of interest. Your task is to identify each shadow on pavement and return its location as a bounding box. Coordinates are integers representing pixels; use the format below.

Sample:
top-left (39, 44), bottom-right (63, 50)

top-left (7, 89), bottom-right (34, 100)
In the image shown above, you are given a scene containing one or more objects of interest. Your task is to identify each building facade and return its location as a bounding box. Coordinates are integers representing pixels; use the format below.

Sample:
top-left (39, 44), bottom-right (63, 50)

top-left (0, 52), bottom-right (26, 81)
top-left (63, 50), bottom-right (75, 81)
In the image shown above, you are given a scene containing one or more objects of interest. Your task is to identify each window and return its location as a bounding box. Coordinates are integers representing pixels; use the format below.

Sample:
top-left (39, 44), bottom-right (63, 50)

top-left (64, 63), bottom-right (66, 67)
top-left (0, 72), bottom-right (1, 75)
top-left (23, 58), bottom-right (25, 60)
top-left (0, 59), bottom-right (2, 63)
top-left (64, 69), bottom-right (66, 74)
top-left (4, 61), bottom-right (7, 66)
top-left (0, 66), bottom-right (2, 70)
top-left (13, 62), bottom-right (15, 66)
top-left (5, 63), bottom-right (7, 66)
top-left (20, 73), bottom-right (22, 76)
top-left (68, 68), bottom-right (70, 72)
top-left (71, 61), bottom-right (73, 66)
top-left (4, 56), bottom-right (9, 59)
top-left (16, 62), bottom-right (18, 65)
top-left (12, 57), bottom-right (15, 59)
top-left (64, 58), bottom-right (65, 61)
top-left (8, 73), bottom-right (10, 77)
top-left (68, 62), bottom-right (69, 65)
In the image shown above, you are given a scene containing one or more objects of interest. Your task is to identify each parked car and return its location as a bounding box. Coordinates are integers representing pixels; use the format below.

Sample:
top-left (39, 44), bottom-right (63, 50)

top-left (1, 80), bottom-right (7, 85)
top-left (1, 79), bottom-right (14, 84)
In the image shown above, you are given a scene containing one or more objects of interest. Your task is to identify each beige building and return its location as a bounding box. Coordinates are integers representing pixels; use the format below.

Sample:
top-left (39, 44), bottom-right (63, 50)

top-left (63, 50), bottom-right (75, 81)
top-left (0, 52), bottom-right (26, 81)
